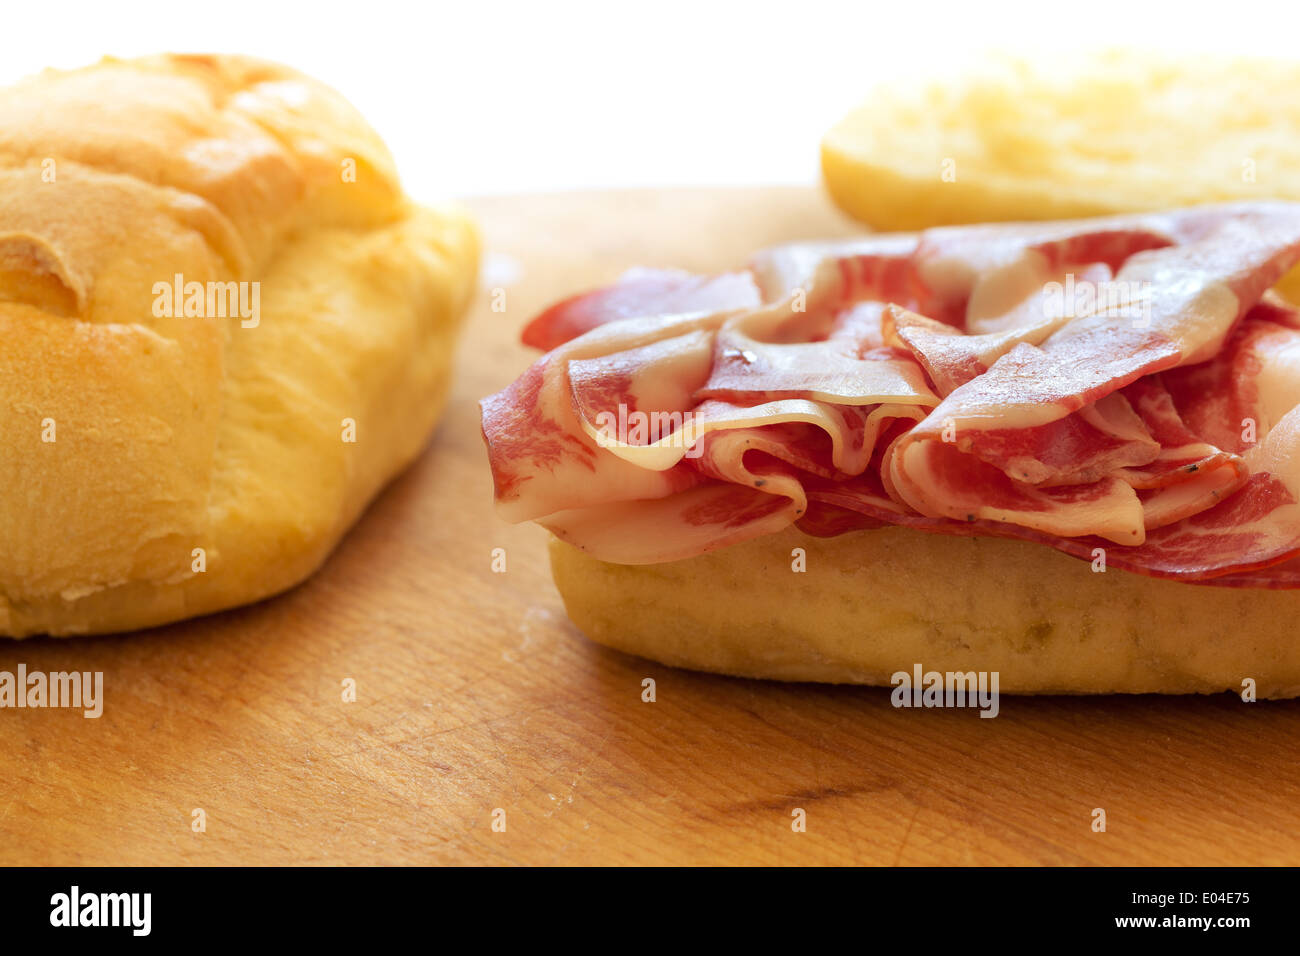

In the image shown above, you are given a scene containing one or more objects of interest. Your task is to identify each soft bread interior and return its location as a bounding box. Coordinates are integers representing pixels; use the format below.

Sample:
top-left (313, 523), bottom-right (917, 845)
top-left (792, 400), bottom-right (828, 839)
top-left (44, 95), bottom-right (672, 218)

top-left (823, 53), bottom-right (1300, 243)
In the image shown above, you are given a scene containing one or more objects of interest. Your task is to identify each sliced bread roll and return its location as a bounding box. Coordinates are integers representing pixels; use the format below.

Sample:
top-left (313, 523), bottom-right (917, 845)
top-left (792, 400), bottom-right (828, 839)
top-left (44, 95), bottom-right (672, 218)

top-left (822, 53), bottom-right (1300, 263)
top-left (551, 528), bottom-right (1300, 698)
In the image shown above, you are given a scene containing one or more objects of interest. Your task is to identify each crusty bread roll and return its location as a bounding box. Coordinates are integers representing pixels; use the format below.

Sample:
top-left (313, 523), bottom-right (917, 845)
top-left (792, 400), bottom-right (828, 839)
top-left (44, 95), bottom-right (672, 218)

top-left (551, 528), bottom-right (1300, 698)
top-left (822, 52), bottom-right (1300, 247)
top-left (0, 54), bottom-right (477, 637)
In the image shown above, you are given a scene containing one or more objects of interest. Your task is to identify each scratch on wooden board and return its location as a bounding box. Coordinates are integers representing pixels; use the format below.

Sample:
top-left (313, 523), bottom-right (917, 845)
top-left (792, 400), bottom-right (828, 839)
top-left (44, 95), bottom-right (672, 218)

top-left (546, 729), bottom-right (611, 820)
top-left (891, 803), bottom-right (921, 867)
top-left (540, 729), bottom-right (613, 865)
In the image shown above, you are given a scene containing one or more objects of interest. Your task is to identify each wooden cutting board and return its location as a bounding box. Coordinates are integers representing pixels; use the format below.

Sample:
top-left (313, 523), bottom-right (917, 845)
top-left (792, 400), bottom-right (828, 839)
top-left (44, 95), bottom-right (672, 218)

top-left (3, 187), bottom-right (1298, 866)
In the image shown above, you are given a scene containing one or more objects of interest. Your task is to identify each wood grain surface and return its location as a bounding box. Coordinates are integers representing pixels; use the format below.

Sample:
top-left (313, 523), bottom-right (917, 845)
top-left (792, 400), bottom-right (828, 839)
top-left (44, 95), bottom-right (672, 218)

top-left (2, 187), bottom-right (1298, 866)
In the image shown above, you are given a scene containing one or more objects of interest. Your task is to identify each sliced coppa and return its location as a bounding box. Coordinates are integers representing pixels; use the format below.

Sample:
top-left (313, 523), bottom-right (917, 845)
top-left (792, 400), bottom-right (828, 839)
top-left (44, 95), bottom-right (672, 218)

top-left (480, 202), bottom-right (1300, 584)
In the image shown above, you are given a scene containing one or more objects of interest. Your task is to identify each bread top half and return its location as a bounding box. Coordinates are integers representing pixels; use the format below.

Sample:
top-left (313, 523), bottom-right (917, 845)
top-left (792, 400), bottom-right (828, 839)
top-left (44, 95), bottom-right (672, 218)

top-left (0, 55), bottom-right (478, 634)
top-left (0, 54), bottom-right (408, 315)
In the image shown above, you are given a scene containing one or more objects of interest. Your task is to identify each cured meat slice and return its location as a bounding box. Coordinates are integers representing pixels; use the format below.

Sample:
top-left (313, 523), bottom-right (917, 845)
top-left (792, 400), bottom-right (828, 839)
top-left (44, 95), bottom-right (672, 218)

top-left (482, 202), bottom-right (1300, 584)
top-left (521, 268), bottom-right (760, 351)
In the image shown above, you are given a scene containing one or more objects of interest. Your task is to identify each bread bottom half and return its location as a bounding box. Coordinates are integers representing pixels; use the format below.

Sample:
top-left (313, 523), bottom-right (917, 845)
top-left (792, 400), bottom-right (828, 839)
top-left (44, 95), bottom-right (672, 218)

top-left (549, 527), bottom-right (1300, 698)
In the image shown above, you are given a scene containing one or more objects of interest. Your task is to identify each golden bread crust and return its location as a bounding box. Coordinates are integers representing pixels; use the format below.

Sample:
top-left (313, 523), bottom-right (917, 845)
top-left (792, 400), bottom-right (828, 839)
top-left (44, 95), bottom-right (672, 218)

top-left (822, 54), bottom-right (1300, 237)
top-left (551, 528), bottom-right (1300, 698)
top-left (0, 55), bottom-right (478, 636)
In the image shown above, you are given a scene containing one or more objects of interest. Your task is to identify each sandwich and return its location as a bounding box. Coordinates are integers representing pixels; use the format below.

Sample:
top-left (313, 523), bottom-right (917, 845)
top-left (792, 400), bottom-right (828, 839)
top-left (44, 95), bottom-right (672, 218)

top-left (481, 203), bottom-right (1300, 696)
top-left (0, 54), bottom-right (478, 637)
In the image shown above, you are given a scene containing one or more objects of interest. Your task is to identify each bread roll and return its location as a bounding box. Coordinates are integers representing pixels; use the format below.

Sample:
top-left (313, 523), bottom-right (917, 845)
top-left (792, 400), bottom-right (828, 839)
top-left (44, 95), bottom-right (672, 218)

top-left (822, 52), bottom-right (1300, 251)
top-left (551, 528), bottom-right (1300, 698)
top-left (0, 54), bottom-right (478, 637)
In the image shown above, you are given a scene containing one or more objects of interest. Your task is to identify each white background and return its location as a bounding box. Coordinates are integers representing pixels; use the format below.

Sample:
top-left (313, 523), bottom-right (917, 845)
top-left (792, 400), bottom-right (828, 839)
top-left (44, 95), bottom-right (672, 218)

top-left (4, 0), bottom-right (1296, 202)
